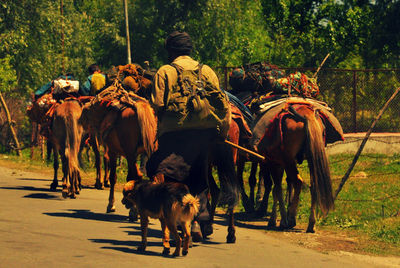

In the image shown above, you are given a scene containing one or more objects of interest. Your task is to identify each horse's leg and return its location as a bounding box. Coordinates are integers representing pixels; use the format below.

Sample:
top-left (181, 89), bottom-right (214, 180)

top-left (306, 184), bottom-right (317, 233)
top-left (248, 160), bottom-right (258, 212)
top-left (255, 163), bottom-right (272, 217)
top-left (78, 133), bottom-right (87, 169)
top-left (60, 149), bottom-right (70, 198)
top-left (215, 145), bottom-right (237, 243)
top-left (203, 166), bottom-right (219, 238)
top-left (46, 140), bottom-right (53, 163)
top-left (236, 154), bottom-right (252, 213)
top-left (126, 154), bottom-right (143, 181)
top-left (267, 162), bottom-right (285, 228)
top-left (50, 146), bottom-right (59, 191)
top-left (256, 166), bottom-right (264, 204)
top-left (103, 153), bottom-right (110, 188)
top-left (91, 137), bottom-right (103, 190)
top-left (285, 163), bottom-right (303, 229)
top-left (106, 152), bottom-right (117, 213)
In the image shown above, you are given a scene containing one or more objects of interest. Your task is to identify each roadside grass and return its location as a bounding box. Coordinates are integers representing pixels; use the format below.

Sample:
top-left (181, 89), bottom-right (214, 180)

top-left (1, 149), bottom-right (399, 256)
top-left (286, 154), bottom-right (399, 256)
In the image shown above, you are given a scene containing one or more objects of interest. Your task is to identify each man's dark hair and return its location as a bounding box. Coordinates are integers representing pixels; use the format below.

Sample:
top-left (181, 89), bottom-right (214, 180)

top-left (164, 31), bottom-right (193, 56)
top-left (88, 64), bottom-right (100, 75)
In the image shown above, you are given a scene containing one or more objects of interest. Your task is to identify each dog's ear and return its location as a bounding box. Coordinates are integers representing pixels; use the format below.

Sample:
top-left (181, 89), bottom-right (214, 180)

top-left (123, 180), bottom-right (136, 195)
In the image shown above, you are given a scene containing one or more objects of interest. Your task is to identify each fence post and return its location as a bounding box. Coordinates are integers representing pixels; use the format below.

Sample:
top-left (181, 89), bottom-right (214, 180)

top-left (352, 70), bottom-right (357, 132)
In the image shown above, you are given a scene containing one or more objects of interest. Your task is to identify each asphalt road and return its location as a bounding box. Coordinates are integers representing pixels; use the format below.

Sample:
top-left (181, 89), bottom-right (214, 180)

top-left (0, 166), bottom-right (395, 268)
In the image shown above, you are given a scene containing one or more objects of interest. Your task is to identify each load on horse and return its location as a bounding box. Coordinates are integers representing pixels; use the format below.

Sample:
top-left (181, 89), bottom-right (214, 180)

top-left (229, 62), bottom-right (344, 232)
top-left (27, 74), bottom-right (86, 198)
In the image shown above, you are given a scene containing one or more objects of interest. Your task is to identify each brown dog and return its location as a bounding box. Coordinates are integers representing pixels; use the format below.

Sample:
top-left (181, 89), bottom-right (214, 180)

top-left (122, 180), bottom-right (199, 256)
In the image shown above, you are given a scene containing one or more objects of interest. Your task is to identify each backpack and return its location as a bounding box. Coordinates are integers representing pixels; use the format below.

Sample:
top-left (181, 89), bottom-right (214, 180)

top-left (165, 63), bottom-right (230, 135)
top-left (90, 73), bottom-right (106, 95)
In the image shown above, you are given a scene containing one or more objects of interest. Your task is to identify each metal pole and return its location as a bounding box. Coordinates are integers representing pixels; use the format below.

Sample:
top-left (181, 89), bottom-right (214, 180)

top-left (60, 0), bottom-right (65, 75)
top-left (123, 0), bottom-right (132, 64)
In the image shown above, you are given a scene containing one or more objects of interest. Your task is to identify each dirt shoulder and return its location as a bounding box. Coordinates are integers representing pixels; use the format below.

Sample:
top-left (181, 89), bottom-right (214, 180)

top-left (229, 211), bottom-right (400, 267)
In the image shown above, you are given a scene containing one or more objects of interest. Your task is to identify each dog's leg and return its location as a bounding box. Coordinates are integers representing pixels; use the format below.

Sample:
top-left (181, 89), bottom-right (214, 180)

top-left (138, 214), bottom-right (148, 252)
top-left (166, 220), bottom-right (181, 257)
top-left (181, 221), bottom-right (191, 256)
top-left (160, 218), bottom-right (170, 255)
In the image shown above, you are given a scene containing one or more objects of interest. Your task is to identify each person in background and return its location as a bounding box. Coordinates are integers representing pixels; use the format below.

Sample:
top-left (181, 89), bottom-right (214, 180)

top-left (80, 64), bottom-right (106, 96)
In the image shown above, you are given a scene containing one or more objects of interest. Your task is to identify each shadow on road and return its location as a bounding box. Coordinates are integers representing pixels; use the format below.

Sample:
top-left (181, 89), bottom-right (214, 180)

top-left (44, 209), bottom-right (128, 223)
top-left (212, 212), bottom-right (267, 231)
top-left (0, 185), bottom-right (60, 193)
top-left (17, 177), bottom-right (52, 182)
top-left (24, 193), bottom-right (59, 199)
top-left (120, 224), bottom-right (162, 238)
top-left (89, 237), bottom-right (195, 258)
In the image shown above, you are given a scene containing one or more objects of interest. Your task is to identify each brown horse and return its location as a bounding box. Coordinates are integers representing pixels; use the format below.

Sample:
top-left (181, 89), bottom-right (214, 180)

top-left (256, 102), bottom-right (334, 233)
top-left (81, 98), bottom-right (157, 213)
top-left (50, 99), bottom-right (84, 198)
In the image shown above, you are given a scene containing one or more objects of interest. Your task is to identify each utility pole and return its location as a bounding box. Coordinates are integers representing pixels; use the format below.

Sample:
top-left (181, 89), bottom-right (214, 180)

top-left (123, 0), bottom-right (132, 64)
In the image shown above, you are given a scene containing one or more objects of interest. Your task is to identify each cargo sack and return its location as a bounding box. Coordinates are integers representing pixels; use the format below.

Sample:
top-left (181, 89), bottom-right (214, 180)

top-left (165, 63), bottom-right (230, 135)
top-left (53, 78), bottom-right (79, 95)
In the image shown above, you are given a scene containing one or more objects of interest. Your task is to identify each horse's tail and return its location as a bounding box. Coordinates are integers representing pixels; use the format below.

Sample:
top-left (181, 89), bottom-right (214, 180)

top-left (303, 108), bottom-right (334, 215)
top-left (64, 106), bottom-right (83, 192)
top-left (135, 101), bottom-right (157, 156)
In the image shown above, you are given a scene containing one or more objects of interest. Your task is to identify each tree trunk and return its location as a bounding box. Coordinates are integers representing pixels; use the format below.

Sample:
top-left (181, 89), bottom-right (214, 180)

top-left (0, 92), bottom-right (21, 156)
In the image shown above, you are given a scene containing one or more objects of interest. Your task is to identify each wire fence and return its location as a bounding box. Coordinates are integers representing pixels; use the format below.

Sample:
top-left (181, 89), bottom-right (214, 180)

top-left (216, 67), bottom-right (400, 133)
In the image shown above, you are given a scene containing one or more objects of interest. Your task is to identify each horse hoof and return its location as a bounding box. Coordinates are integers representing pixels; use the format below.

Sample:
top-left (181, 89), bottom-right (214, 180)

top-left (50, 183), bottom-right (58, 191)
top-left (255, 208), bottom-right (267, 218)
top-left (62, 190), bottom-right (68, 199)
top-left (287, 218), bottom-right (296, 229)
top-left (162, 247), bottom-right (170, 255)
top-left (182, 250), bottom-right (188, 256)
top-left (200, 222), bottom-right (213, 237)
top-left (226, 234), bottom-right (236, 243)
top-left (94, 181), bottom-right (104, 190)
top-left (137, 246), bottom-right (146, 252)
top-left (306, 227), bottom-right (315, 233)
top-left (104, 181), bottom-right (110, 188)
top-left (106, 205), bottom-right (116, 213)
top-left (173, 251), bottom-right (180, 257)
top-left (267, 220), bottom-right (276, 229)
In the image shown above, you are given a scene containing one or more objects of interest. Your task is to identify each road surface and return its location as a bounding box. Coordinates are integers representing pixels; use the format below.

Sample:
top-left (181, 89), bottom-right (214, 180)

top-left (0, 166), bottom-right (397, 267)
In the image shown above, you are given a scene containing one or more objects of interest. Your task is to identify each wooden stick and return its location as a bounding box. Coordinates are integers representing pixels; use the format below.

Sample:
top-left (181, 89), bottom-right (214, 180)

top-left (0, 91), bottom-right (21, 156)
top-left (334, 86), bottom-right (400, 200)
top-left (224, 140), bottom-right (265, 161)
top-left (313, 53), bottom-right (330, 78)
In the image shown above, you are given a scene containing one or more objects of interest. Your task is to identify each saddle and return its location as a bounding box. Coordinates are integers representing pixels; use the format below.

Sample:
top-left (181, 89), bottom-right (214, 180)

top-left (250, 97), bottom-right (344, 151)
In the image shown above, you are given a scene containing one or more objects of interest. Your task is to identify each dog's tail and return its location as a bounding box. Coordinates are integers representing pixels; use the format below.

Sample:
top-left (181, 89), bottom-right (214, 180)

top-left (182, 194), bottom-right (200, 219)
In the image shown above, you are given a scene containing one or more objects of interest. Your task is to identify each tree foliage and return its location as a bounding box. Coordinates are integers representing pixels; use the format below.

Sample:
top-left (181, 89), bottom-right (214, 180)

top-left (0, 0), bottom-right (399, 96)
